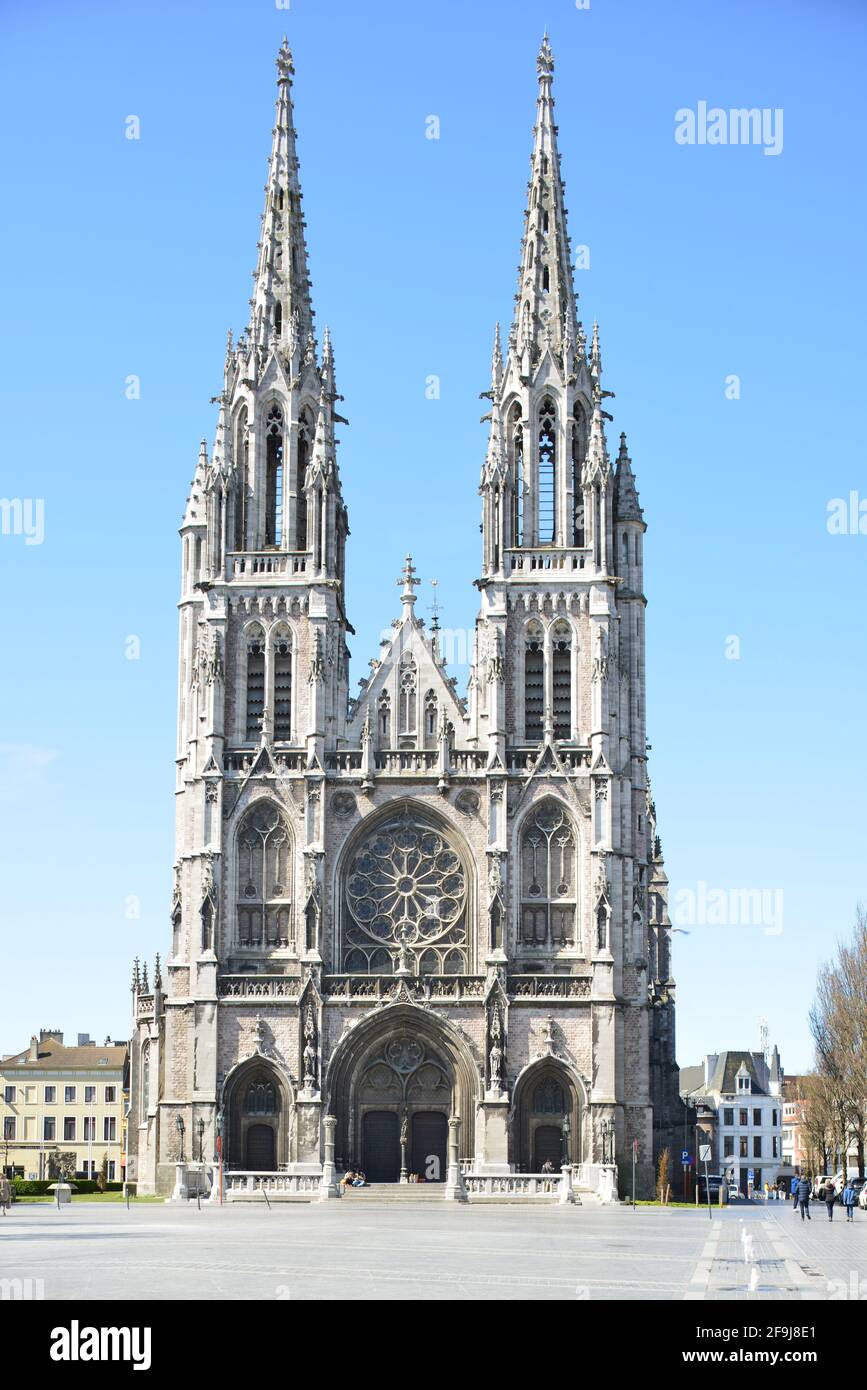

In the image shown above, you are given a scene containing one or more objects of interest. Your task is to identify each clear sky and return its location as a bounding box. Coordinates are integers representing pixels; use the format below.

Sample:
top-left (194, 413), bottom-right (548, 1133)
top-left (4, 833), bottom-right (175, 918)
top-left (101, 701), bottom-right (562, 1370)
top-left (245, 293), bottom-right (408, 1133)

top-left (1, 0), bottom-right (864, 1071)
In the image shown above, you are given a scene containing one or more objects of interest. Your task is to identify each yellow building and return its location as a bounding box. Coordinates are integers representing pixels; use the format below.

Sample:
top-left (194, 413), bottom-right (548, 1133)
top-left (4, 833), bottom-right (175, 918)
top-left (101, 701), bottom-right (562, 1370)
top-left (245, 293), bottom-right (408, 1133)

top-left (1, 1030), bottom-right (128, 1182)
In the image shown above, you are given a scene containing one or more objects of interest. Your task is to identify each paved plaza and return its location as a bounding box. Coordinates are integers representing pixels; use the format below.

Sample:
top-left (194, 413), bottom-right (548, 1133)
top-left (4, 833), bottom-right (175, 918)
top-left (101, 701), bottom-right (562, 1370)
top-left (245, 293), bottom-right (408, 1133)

top-left (1, 1199), bottom-right (865, 1301)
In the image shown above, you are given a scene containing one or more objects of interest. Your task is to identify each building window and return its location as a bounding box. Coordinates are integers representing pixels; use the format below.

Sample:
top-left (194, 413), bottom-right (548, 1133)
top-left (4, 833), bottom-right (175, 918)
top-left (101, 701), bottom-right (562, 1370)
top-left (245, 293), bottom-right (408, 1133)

top-left (537, 398), bottom-right (556, 543)
top-left (244, 1082), bottom-right (278, 1115)
top-left (44, 1086), bottom-right (56, 1104)
top-left (274, 301), bottom-right (282, 336)
top-left (753, 1136), bottom-right (762, 1158)
top-left (342, 807), bottom-right (469, 976)
top-left (64, 1086), bottom-right (76, 1104)
top-left (273, 628), bottom-right (293, 741)
top-left (44, 1117), bottom-right (56, 1142)
top-left (519, 800), bottom-right (577, 950)
top-left (245, 627), bottom-right (266, 740)
top-left (141, 1044), bottom-right (150, 1115)
top-left (739, 1136), bottom-right (748, 1158)
top-left (104, 1087), bottom-right (116, 1105)
top-left (773, 1136), bottom-right (779, 1158)
top-left (265, 403), bottom-right (284, 546)
top-left (296, 414), bottom-right (311, 551)
top-left (772, 1109), bottom-right (778, 1126)
top-left (234, 406), bottom-right (248, 550)
top-left (753, 1108), bottom-right (761, 1127)
top-left (739, 1108), bottom-right (748, 1127)
top-left (737, 1074), bottom-right (751, 1093)
top-left (723, 1107), bottom-right (734, 1126)
top-left (3, 1086), bottom-right (14, 1104)
top-left (511, 412), bottom-right (524, 546)
top-left (236, 802), bottom-right (293, 949)
top-left (524, 625), bottom-right (544, 740)
top-left (108, 1161), bottom-right (116, 1181)
top-left (551, 622), bottom-right (571, 740)
top-left (84, 1086), bottom-right (96, 1105)
top-left (103, 1117), bottom-right (117, 1143)
top-left (63, 1118), bottom-right (76, 1142)
top-left (723, 1135), bottom-right (734, 1158)
top-left (378, 692), bottom-right (391, 744)
top-left (423, 690), bottom-right (438, 748)
top-left (571, 414), bottom-right (585, 546)
top-left (398, 654), bottom-right (418, 735)
top-left (3, 1118), bottom-right (15, 1141)
top-left (83, 1117), bottom-right (95, 1142)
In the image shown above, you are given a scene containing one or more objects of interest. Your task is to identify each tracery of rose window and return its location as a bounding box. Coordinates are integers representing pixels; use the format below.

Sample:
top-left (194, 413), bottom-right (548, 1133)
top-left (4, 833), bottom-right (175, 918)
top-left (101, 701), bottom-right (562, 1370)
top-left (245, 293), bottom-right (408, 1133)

top-left (343, 810), bottom-right (468, 974)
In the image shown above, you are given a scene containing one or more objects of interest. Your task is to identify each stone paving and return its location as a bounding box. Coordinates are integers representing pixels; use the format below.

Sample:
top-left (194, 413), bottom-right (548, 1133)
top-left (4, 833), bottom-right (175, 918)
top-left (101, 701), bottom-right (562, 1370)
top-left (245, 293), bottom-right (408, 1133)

top-left (0, 1198), bottom-right (864, 1301)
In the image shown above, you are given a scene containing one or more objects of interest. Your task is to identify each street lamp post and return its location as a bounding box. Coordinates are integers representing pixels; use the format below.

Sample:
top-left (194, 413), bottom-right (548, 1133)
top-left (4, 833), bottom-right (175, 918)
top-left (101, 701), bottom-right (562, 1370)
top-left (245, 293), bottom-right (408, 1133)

top-left (175, 1115), bottom-right (185, 1164)
top-left (197, 1118), bottom-right (205, 1164)
top-left (561, 1113), bottom-right (571, 1167)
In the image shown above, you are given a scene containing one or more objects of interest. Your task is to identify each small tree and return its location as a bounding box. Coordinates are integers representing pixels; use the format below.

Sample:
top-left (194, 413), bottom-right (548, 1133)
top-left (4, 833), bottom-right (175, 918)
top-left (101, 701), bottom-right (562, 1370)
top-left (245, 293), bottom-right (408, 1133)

top-left (98, 1154), bottom-right (109, 1192)
top-left (656, 1147), bottom-right (671, 1203)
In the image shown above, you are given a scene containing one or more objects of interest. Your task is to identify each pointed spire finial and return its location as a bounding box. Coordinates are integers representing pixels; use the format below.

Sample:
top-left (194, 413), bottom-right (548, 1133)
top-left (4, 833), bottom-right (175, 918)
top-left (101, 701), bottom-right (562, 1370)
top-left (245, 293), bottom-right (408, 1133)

top-left (397, 554), bottom-right (420, 618)
top-left (591, 319), bottom-right (602, 377)
top-left (276, 37), bottom-right (294, 82)
top-left (537, 31), bottom-right (554, 79)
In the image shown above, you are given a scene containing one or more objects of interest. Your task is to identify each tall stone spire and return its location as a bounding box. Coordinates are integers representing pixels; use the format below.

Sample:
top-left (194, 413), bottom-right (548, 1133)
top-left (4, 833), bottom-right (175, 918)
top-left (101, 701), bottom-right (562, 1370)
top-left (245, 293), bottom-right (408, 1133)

top-left (248, 38), bottom-right (315, 356)
top-left (510, 34), bottom-right (580, 369)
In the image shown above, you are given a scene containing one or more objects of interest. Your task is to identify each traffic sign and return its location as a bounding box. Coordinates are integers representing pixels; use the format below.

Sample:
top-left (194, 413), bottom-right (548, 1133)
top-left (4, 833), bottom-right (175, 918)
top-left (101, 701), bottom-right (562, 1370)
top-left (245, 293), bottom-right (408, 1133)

top-left (681, 1149), bottom-right (690, 1164)
top-left (747, 1168), bottom-right (755, 1184)
top-left (699, 1143), bottom-right (711, 1163)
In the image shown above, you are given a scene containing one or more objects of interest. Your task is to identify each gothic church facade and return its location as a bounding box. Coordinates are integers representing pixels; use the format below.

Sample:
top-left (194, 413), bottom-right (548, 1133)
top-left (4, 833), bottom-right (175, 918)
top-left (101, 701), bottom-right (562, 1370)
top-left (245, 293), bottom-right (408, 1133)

top-left (129, 38), bottom-right (682, 1197)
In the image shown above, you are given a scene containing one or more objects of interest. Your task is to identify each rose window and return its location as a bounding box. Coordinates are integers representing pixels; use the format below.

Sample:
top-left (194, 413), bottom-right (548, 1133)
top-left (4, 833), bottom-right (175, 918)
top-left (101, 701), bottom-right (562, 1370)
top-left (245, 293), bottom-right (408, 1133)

top-left (343, 811), bottom-right (468, 974)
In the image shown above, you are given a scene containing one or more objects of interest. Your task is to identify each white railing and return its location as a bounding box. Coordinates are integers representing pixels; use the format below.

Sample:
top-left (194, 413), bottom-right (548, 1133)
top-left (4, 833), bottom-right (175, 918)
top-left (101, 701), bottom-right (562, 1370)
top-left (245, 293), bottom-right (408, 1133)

top-left (224, 1171), bottom-right (321, 1198)
top-left (463, 1173), bottom-right (562, 1199)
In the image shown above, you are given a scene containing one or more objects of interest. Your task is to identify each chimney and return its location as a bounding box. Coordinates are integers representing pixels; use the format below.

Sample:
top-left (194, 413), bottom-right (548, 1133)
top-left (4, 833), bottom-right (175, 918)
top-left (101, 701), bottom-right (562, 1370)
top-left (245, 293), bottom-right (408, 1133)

top-left (28, 1035), bottom-right (38, 1062)
top-left (39, 1028), bottom-right (63, 1045)
top-left (77, 1033), bottom-right (94, 1047)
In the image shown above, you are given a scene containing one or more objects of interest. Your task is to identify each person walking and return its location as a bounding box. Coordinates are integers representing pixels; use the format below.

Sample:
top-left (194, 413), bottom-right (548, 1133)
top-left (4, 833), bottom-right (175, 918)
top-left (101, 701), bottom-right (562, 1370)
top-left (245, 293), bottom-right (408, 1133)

top-left (791, 1174), bottom-right (800, 1212)
top-left (797, 1174), bottom-right (811, 1221)
top-left (0, 1174), bottom-right (11, 1215)
top-left (825, 1180), bottom-right (838, 1221)
top-left (841, 1180), bottom-right (856, 1223)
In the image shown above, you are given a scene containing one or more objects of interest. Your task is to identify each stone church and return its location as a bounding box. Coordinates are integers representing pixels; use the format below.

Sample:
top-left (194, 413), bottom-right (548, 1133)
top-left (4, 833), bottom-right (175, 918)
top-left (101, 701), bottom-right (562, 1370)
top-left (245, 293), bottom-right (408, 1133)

top-left (129, 37), bottom-right (683, 1198)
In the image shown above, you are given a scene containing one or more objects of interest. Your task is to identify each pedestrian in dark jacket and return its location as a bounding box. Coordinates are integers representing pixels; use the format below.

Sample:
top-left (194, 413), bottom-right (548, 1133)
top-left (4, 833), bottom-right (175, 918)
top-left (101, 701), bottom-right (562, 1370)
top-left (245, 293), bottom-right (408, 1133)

top-left (797, 1176), bottom-right (811, 1220)
top-left (825, 1182), bottom-right (838, 1220)
top-left (841, 1182), bottom-right (856, 1223)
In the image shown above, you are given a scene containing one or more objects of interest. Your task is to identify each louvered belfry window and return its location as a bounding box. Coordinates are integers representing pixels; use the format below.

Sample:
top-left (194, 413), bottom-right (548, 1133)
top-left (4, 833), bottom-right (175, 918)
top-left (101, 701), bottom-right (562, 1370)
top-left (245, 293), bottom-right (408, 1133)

top-left (524, 631), bottom-right (544, 740)
top-left (551, 624), bottom-right (571, 740)
top-left (245, 629), bottom-right (266, 740)
top-left (273, 630), bottom-right (292, 741)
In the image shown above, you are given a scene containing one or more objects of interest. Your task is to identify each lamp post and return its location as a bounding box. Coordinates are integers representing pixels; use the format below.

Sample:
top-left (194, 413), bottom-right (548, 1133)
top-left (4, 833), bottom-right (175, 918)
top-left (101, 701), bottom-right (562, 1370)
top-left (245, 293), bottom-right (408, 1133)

top-left (175, 1115), bottom-right (185, 1164)
top-left (197, 1118), bottom-right (205, 1164)
top-left (215, 1109), bottom-right (224, 1206)
top-left (561, 1113), bottom-right (571, 1166)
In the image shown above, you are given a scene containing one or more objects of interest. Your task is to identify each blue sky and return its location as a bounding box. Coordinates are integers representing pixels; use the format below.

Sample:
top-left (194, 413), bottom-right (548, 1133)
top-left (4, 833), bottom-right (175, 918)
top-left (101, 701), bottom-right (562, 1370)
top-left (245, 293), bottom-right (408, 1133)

top-left (0, 0), bottom-right (864, 1071)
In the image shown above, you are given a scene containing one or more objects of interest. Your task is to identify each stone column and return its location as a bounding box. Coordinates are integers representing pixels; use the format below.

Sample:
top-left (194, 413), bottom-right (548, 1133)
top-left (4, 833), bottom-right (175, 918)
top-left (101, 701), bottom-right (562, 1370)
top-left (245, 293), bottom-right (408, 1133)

top-left (318, 1115), bottom-right (339, 1200)
top-left (559, 1163), bottom-right (575, 1204)
top-left (444, 1115), bottom-right (467, 1203)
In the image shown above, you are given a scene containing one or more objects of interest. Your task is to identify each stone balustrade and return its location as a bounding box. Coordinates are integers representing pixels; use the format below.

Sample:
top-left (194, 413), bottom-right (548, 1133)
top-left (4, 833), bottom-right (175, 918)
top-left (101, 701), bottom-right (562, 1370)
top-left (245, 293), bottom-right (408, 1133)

top-left (228, 551), bottom-right (308, 577)
top-left (503, 547), bottom-right (588, 576)
top-left (224, 1171), bottom-right (321, 1200)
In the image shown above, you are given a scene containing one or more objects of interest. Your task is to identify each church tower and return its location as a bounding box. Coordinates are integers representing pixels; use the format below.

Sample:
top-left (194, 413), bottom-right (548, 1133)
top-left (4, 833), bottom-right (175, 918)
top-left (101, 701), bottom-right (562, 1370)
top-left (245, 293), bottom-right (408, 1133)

top-left (129, 38), bottom-right (681, 1200)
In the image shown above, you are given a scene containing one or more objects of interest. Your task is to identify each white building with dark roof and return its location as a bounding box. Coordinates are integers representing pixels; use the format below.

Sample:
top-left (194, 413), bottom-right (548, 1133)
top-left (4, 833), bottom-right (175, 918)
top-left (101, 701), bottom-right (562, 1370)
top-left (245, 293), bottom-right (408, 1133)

top-left (680, 1048), bottom-right (785, 1195)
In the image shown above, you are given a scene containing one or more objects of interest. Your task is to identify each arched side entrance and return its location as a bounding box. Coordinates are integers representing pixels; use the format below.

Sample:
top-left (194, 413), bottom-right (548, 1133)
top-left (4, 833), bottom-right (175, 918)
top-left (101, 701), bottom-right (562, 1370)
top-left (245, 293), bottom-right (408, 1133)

top-left (222, 1055), bottom-right (294, 1170)
top-left (325, 1004), bottom-right (479, 1177)
top-left (512, 1060), bottom-right (583, 1172)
